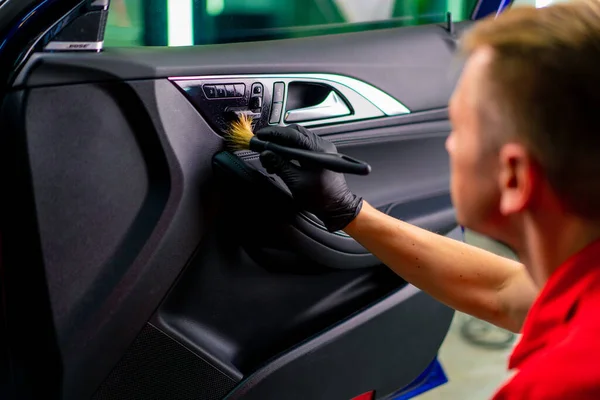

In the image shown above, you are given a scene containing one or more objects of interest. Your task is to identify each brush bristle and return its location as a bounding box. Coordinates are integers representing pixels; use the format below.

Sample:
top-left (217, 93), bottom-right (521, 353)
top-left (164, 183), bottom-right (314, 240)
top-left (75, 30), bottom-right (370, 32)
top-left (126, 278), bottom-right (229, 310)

top-left (225, 113), bottom-right (255, 151)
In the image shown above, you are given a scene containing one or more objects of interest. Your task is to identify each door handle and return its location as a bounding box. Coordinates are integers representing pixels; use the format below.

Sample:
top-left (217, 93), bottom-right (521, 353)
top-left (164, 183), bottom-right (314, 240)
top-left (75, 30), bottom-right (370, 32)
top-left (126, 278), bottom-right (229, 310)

top-left (284, 91), bottom-right (351, 123)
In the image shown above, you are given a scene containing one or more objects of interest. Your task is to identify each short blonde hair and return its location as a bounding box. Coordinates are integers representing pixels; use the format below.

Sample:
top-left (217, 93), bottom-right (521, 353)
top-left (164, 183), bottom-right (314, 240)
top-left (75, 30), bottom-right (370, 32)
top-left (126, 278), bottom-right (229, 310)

top-left (460, 0), bottom-right (600, 217)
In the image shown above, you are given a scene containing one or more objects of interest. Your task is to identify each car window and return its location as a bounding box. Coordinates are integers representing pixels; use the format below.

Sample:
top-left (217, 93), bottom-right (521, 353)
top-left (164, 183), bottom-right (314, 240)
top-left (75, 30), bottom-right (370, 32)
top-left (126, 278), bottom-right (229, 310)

top-left (104, 0), bottom-right (479, 47)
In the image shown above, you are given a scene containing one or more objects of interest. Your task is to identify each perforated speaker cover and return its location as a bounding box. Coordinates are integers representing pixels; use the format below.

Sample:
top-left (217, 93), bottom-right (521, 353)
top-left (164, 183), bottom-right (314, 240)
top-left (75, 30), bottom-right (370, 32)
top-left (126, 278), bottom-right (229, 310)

top-left (92, 324), bottom-right (237, 400)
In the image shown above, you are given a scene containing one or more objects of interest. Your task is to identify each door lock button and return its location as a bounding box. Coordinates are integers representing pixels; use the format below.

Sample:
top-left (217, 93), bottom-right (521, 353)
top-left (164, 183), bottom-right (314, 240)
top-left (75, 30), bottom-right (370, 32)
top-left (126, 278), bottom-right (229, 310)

top-left (270, 102), bottom-right (283, 124)
top-left (270, 82), bottom-right (285, 124)
top-left (273, 82), bottom-right (285, 103)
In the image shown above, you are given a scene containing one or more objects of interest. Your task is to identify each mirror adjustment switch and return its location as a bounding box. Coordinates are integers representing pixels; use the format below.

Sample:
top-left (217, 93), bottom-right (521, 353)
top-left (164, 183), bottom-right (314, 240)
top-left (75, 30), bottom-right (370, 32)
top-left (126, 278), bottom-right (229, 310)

top-left (270, 103), bottom-right (283, 124)
top-left (273, 82), bottom-right (285, 103)
top-left (250, 96), bottom-right (263, 110)
top-left (252, 83), bottom-right (263, 95)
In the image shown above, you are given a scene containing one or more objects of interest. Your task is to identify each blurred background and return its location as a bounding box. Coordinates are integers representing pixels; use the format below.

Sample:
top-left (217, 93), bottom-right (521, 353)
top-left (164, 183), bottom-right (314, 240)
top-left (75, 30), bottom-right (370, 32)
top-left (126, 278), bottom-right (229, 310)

top-left (419, 230), bottom-right (520, 399)
top-left (104, 0), bottom-right (478, 47)
top-left (104, 0), bottom-right (569, 47)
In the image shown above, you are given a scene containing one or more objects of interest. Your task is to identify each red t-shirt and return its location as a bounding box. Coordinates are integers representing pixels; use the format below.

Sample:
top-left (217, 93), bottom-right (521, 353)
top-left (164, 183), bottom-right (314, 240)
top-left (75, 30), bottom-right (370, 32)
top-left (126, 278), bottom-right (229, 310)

top-left (492, 239), bottom-right (600, 399)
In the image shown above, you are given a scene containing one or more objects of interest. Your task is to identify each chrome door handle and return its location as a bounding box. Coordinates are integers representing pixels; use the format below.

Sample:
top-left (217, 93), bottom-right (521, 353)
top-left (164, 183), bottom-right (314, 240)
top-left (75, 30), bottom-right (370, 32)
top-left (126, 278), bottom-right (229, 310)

top-left (284, 91), bottom-right (351, 123)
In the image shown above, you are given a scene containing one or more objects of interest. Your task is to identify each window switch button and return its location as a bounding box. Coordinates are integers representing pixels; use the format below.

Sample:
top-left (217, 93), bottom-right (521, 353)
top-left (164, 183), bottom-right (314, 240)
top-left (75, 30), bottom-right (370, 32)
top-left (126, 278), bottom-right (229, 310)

top-left (234, 84), bottom-right (246, 97)
top-left (225, 84), bottom-right (236, 97)
top-left (216, 85), bottom-right (226, 98)
top-left (204, 85), bottom-right (216, 98)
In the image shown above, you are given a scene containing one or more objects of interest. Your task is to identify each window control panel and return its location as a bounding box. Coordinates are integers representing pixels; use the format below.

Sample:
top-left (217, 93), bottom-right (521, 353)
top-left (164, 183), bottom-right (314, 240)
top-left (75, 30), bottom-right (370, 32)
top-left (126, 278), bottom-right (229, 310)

top-left (174, 78), bottom-right (281, 135)
top-left (203, 83), bottom-right (246, 99)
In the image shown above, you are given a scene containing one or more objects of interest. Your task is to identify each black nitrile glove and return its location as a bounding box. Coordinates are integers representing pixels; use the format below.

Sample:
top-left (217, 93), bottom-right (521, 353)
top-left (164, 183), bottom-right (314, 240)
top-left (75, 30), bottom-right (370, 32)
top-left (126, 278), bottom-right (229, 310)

top-left (255, 124), bottom-right (363, 232)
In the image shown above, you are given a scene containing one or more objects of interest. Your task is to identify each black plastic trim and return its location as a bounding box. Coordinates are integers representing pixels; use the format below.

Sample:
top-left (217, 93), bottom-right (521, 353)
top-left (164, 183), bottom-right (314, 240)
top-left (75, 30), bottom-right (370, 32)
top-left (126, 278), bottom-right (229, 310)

top-left (0, 89), bottom-right (63, 400)
top-left (224, 284), bottom-right (454, 400)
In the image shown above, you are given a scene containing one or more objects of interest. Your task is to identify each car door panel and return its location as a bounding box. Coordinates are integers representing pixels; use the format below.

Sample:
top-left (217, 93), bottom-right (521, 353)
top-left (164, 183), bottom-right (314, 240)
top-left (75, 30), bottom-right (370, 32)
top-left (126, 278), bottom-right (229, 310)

top-left (3, 78), bottom-right (227, 399)
top-left (2, 14), bottom-right (474, 400)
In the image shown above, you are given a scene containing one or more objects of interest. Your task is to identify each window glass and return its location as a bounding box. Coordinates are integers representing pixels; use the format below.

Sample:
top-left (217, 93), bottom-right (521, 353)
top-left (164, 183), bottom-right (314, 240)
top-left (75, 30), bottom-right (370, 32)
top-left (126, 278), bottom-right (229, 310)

top-left (104, 0), bottom-right (479, 47)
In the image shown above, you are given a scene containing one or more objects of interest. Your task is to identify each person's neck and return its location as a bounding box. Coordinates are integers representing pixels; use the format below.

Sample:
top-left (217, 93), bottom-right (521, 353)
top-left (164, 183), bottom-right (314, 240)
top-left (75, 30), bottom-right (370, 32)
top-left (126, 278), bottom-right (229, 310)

top-left (517, 213), bottom-right (600, 287)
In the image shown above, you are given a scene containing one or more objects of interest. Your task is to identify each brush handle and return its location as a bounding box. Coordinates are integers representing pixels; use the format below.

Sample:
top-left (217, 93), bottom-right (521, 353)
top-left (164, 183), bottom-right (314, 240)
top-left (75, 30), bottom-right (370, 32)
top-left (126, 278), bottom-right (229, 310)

top-left (250, 137), bottom-right (371, 176)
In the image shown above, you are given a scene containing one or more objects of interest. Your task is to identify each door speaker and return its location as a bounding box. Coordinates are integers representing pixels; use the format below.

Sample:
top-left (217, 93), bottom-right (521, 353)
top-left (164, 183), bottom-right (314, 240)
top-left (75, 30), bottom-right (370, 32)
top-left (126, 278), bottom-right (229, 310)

top-left (92, 323), bottom-right (238, 400)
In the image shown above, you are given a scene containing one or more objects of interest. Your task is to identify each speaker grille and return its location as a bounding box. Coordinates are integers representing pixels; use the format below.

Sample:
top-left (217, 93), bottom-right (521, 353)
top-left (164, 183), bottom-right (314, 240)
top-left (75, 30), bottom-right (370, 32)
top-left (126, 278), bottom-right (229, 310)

top-left (92, 324), bottom-right (237, 400)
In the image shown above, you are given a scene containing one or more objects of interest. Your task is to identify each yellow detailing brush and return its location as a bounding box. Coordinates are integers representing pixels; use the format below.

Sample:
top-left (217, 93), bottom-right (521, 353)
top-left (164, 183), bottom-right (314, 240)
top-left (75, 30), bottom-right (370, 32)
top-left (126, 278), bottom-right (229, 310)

top-left (224, 114), bottom-right (371, 176)
top-left (225, 113), bottom-right (257, 151)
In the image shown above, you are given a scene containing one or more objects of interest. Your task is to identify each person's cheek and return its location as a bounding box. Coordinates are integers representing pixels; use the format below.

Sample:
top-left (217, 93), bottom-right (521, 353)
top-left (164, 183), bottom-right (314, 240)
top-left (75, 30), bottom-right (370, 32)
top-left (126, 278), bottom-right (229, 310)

top-left (447, 135), bottom-right (475, 227)
top-left (446, 135), bottom-right (462, 211)
top-left (446, 133), bottom-right (461, 188)
top-left (445, 132), bottom-right (455, 154)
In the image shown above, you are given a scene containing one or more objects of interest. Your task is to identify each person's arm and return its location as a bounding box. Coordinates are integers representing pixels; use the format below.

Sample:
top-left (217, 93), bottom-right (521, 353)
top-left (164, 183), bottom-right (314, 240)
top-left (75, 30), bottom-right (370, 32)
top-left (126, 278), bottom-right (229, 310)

top-left (345, 201), bottom-right (538, 333)
top-left (255, 124), bottom-right (539, 333)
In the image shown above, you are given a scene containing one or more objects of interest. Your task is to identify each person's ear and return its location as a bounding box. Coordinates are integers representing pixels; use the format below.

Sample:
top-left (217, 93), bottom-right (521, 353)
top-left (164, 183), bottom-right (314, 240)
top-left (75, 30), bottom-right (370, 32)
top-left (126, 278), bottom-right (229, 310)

top-left (498, 143), bottom-right (535, 215)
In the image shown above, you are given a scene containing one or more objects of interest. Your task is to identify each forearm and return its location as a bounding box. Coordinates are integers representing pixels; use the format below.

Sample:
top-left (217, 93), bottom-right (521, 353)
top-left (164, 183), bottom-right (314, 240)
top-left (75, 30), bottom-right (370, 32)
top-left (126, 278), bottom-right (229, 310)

top-left (344, 201), bottom-right (538, 332)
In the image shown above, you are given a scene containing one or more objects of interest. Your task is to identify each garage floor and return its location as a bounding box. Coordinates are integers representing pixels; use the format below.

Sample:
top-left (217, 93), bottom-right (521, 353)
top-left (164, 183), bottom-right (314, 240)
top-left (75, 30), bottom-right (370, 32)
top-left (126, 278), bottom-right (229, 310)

top-left (417, 231), bottom-right (520, 400)
top-left (417, 312), bottom-right (518, 399)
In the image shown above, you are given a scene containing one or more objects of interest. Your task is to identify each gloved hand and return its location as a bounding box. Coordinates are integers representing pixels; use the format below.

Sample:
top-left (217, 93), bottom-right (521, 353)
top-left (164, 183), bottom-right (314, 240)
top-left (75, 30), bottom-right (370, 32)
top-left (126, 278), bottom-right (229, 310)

top-left (255, 124), bottom-right (363, 232)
